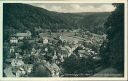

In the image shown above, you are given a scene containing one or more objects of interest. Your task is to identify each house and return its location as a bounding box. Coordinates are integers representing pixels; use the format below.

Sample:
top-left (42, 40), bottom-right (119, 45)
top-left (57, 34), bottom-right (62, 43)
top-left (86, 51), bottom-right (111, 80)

top-left (15, 53), bottom-right (22, 59)
top-left (39, 33), bottom-right (50, 38)
top-left (31, 48), bottom-right (37, 55)
top-left (16, 67), bottom-right (26, 77)
top-left (4, 66), bottom-right (15, 77)
top-left (23, 64), bottom-right (33, 75)
top-left (38, 37), bottom-right (49, 44)
top-left (60, 46), bottom-right (73, 58)
top-left (11, 58), bottom-right (24, 67)
top-left (43, 37), bottom-right (48, 44)
top-left (16, 31), bottom-right (31, 40)
top-left (45, 62), bottom-right (60, 77)
top-left (57, 54), bottom-right (64, 63)
top-left (51, 63), bottom-right (60, 77)
top-left (78, 50), bottom-right (86, 57)
top-left (93, 56), bottom-right (101, 61)
top-left (77, 49), bottom-right (91, 58)
top-left (10, 46), bottom-right (15, 53)
top-left (70, 44), bottom-right (79, 53)
top-left (72, 40), bottom-right (78, 45)
top-left (52, 53), bottom-right (57, 60)
top-left (15, 48), bottom-right (22, 54)
top-left (64, 46), bottom-right (72, 57)
top-left (10, 37), bottom-right (18, 44)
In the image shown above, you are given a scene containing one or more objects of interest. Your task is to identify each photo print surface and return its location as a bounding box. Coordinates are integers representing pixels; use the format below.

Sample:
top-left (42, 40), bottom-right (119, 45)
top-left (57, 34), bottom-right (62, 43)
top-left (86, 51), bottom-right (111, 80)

top-left (3, 3), bottom-right (124, 77)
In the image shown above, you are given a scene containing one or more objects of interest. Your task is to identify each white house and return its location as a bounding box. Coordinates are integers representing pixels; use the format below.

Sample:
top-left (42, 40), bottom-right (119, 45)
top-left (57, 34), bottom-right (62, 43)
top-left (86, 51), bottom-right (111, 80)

top-left (10, 37), bottom-right (18, 44)
top-left (43, 38), bottom-right (48, 44)
top-left (10, 46), bottom-right (15, 53)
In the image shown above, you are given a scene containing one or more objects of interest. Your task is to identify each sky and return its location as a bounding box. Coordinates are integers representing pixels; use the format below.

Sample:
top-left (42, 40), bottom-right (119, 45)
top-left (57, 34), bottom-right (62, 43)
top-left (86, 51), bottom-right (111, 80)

top-left (29, 3), bottom-right (116, 13)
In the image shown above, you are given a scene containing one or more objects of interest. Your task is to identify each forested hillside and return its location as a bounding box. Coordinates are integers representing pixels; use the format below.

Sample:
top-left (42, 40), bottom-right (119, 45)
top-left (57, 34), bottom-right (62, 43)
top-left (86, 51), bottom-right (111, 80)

top-left (3, 3), bottom-right (110, 41)
top-left (100, 4), bottom-right (124, 73)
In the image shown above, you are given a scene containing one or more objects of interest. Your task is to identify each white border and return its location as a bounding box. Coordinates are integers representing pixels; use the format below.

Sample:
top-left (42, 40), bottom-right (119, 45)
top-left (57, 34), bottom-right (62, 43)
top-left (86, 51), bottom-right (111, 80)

top-left (0, 0), bottom-right (127, 81)
top-left (0, 1), bottom-right (3, 80)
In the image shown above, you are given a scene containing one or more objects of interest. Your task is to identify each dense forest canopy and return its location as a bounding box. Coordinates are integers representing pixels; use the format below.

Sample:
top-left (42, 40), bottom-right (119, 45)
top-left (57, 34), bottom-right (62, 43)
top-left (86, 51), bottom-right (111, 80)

top-left (100, 3), bottom-right (124, 73)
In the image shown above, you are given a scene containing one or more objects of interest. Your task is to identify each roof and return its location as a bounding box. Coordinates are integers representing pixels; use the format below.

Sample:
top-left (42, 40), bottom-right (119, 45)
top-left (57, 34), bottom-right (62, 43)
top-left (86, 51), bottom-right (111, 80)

top-left (51, 63), bottom-right (60, 71)
top-left (39, 33), bottom-right (50, 38)
top-left (16, 33), bottom-right (31, 37)
top-left (45, 63), bottom-right (60, 73)
top-left (10, 37), bottom-right (17, 40)
top-left (78, 50), bottom-right (86, 54)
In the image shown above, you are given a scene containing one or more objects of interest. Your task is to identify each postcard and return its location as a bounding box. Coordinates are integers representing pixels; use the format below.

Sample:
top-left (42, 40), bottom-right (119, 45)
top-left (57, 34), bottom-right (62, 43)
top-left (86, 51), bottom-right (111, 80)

top-left (0, 0), bottom-right (127, 81)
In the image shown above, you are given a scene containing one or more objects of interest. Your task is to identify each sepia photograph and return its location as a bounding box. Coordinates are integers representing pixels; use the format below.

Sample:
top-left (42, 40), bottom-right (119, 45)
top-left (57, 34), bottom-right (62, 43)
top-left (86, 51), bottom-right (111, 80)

top-left (2, 1), bottom-right (126, 78)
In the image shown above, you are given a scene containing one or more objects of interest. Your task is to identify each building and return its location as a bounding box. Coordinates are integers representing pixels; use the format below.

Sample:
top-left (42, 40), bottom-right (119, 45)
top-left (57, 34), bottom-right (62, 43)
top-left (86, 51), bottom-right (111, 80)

top-left (10, 46), bottom-right (15, 53)
top-left (39, 33), bottom-right (50, 38)
top-left (10, 37), bottom-right (18, 44)
top-left (51, 63), bottom-right (60, 77)
top-left (15, 53), bottom-right (22, 59)
top-left (60, 46), bottom-right (71, 58)
top-left (43, 37), bottom-right (48, 44)
top-left (38, 37), bottom-right (49, 44)
top-left (15, 48), bottom-right (22, 54)
top-left (64, 46), bottom-right (72, 57)
top-left (78, 50), bottom-right (86, 58)
top-left (31, 48), bottom-right (37, 55)
top-left (23, 64), bottom-right (33, 75)
top-left (11, 58), bottom-right (24, 67)
top-left (45, 62), bottom-right (60, 77)
top-left (16, 67), bottom-right (26, 77)
top-left (16, 31), bottom-right (31, 40)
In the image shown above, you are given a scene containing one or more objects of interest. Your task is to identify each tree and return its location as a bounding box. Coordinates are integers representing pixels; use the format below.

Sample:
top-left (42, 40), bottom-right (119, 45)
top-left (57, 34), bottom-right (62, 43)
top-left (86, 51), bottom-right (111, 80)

top-left (100, 4), bottom-right (124, 72)
top-left (20, 40), bottom-right (32, 51)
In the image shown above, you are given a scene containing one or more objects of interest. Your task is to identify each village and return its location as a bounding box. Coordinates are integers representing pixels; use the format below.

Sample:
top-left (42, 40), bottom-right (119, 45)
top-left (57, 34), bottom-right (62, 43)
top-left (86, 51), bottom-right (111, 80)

top-left (3, 29), bottom-right (106, 77)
